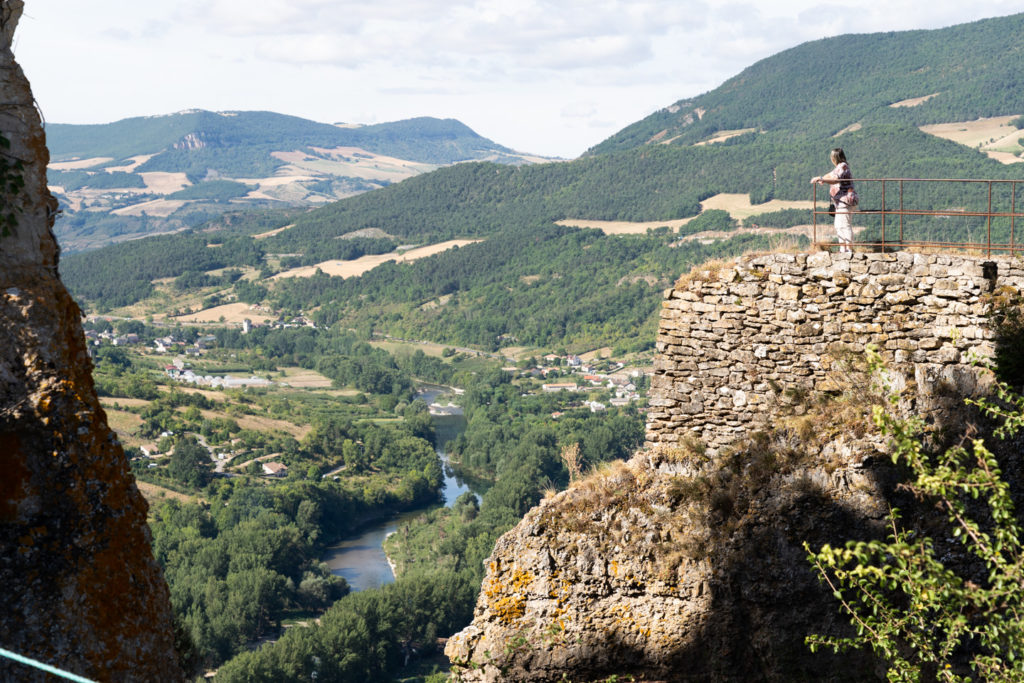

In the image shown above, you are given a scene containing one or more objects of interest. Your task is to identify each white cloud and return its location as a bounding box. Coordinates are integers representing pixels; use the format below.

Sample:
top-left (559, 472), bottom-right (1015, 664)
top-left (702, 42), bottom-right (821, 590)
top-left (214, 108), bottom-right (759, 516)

top-left (11, 1), bottom-right (1024, 158)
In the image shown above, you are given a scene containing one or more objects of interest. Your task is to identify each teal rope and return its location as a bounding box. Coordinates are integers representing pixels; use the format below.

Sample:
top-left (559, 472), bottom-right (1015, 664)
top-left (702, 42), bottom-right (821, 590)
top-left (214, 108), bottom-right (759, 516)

top-left (0, 647), bottom-right (96, 682)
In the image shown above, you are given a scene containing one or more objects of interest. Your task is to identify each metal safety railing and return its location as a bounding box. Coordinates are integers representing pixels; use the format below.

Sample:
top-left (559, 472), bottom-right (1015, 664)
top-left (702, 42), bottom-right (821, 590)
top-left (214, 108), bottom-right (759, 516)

top-left (0, 646), bottom-right (96, 682)
top-left (812, 178), bottom-right (1024, 256)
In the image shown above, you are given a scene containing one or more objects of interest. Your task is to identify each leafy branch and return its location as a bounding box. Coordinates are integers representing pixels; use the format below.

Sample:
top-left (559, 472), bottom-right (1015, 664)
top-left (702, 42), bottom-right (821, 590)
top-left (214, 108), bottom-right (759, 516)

top-left (806, 350), bottom-right (1024, 682)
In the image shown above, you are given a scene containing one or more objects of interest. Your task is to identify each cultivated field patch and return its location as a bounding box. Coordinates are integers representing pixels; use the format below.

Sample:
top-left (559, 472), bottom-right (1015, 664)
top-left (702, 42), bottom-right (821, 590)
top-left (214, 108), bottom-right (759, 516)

top-left (158, 385), bottom-right (229, 402)
top-left (49, 157), bottom-right (114, 170)
top-left (173, 302), bottom-right (279, 324)
top-left (558, 193), bottom-right (814, 235)
top-left (889, 93), bottom-right (939, 108)
top-left (278, 367), bottom-right (335, 388)
top-left (700, 193), bottom-right (814, 220)
top-left (370, 339), bottom-right (453, 358)
top-left (271, 240), bottom-right (481, 280)
top-left (105, 154), bottom-right (157, 173)
top-left (556, 217), bottom-right (697, 234)
top-left (138, 172), bottom-right (191, 194)
top-left (920, 116), bottom-right (1024, 163)
top-left (693, 128), bottom-right (758, 146)
top-left (253, 224), bottom-right (296, 239)
top-left (112, 198), bottom-right (188, 217)
top-left (198, 408), bottom-right (311, 439)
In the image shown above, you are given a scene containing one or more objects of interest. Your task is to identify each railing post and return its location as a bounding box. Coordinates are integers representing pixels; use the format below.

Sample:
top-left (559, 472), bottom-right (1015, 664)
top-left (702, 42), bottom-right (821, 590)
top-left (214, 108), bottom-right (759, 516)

top-left (881, 181), bottom-right (886, 253)
top-left (1013, 180), bottom-right (1017, 254)
top-left (987, 180), bottom-right (993, 258)
top-left (899, 180), bottom-right (904, 247)
top-left (812, 185), bottom-right (817, 248)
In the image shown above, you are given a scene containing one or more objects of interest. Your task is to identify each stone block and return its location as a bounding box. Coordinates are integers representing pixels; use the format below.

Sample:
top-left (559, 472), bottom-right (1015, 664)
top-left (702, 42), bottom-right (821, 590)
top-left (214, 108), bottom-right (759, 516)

top-left (777, 284), bottom-right (801, 300)
top-left (806, 251), bottom-right (832, 268)
top-left (794, 322), bottom-right (824, 337)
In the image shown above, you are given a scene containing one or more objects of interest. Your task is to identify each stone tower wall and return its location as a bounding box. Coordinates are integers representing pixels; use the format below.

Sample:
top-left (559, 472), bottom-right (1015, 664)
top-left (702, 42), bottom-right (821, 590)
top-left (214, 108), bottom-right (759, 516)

top-left (646, 251), bottom-right (1024, 451)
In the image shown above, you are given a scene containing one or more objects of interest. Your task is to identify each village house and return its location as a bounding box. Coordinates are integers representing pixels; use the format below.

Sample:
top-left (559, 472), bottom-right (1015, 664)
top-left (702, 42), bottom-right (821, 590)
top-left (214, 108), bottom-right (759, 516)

top-left (542, 382), bottom-right (580, 393)
top-left (262, 462), bottom-right (289, 477)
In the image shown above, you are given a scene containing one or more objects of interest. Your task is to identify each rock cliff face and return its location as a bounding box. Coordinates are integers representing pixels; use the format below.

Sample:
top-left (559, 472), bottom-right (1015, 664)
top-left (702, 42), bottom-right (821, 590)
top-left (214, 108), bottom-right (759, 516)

top-left (0, 4), bottom-right (184, 681)
top-left (447, 251), bottom-right (1017, 682)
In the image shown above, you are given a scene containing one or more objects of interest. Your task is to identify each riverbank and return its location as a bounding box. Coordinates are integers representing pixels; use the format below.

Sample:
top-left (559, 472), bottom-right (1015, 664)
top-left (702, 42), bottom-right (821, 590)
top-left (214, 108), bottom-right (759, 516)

top-left (384, 530), bottom-right (400, 578)
top-left (322, 393), bottom-right (478, 592)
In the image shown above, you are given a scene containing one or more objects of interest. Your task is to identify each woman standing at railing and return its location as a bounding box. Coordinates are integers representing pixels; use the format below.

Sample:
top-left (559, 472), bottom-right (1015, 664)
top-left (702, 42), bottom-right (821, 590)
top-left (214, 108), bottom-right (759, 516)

top-left (811, 147), bottom-right (859, 252)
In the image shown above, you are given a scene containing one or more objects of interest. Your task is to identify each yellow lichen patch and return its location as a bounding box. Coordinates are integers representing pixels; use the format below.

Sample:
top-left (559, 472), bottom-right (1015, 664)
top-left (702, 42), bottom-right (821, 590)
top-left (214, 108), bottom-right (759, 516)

top-left (482, 567), bottom-right (532, 625)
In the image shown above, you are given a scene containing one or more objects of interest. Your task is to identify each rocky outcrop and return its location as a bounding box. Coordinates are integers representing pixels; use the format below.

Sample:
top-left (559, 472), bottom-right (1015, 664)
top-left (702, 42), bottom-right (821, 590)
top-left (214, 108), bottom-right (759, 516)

top-left (447, 433), bottom-right (892, 682)
top-left (447, 251), bottom-right (1018, 681)
top-left (0, 5), bottom-right (184, 681)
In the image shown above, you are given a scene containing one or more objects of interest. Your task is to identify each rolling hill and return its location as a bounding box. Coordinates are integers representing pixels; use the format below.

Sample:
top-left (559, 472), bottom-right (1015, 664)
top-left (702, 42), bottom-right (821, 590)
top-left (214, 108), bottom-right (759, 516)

top-left (46, 111), bottom-right (550, 253)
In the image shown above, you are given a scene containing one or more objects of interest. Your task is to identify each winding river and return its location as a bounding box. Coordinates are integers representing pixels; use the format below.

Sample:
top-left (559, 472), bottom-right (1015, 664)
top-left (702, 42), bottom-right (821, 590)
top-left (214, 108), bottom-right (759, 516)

top-left (321, 387), bottom-right (479, 592)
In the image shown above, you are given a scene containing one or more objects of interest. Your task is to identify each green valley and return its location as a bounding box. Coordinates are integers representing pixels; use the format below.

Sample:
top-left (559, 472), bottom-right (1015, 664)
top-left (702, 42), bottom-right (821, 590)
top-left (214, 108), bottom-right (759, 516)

top-left (52, 11), bottom-right (1024, 681)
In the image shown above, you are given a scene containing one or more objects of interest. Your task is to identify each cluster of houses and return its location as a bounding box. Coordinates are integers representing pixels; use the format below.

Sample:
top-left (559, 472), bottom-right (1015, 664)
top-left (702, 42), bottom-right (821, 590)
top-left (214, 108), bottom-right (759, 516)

top-left (83, 327), bottom-right (146, 348)
top-left (83, 327), bottom-right (216, 356)
top-left (163, 359), bottom-right (274, 389)
top-left (135, 432), bottom-right (290, 480)
top-left (522, 354), bottom-right (646, 411)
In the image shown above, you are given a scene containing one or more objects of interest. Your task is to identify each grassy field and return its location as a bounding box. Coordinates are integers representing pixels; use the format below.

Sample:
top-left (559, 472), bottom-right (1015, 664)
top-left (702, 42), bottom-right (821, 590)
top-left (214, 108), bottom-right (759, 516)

top-left (270, 239), bottom-right (481, 280)
top-left (920, 116), bottom-right (1024, 163)
top-left (558, 192), bottom-right (815, 235)
top-left (174, 302), bottom-right (278, 324)
top-left (100, 405), bottom-right (146, 448)
top-left (136, 480), bottom-right (196, 505)
top-left (277, 366), bottom-right (335, 388)
top-left (192, 406), bottom-right (312, 439)
top-left (371, 339), bottom-right (452, 358)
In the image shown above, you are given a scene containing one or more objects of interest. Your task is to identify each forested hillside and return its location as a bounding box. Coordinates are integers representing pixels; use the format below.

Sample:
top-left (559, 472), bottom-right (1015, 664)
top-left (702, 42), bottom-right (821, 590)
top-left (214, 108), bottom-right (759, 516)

top-left (590, 12), bottom-right (1024, 153)
top-left (200, 13), bottom-right (1024, 252)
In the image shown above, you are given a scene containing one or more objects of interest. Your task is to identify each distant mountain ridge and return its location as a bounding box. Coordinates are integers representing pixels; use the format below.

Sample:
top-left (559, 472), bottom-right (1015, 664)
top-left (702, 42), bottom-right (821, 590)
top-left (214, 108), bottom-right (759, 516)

top-left (47, 110), bottom-right (527, 166)
top-left (46, 111), bottom-right (549, 253)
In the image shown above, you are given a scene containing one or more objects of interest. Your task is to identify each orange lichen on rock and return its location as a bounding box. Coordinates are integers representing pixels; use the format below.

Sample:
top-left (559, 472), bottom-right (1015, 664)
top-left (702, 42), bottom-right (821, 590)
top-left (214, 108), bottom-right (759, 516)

top-left (482, 564), bottom-right (533, 625)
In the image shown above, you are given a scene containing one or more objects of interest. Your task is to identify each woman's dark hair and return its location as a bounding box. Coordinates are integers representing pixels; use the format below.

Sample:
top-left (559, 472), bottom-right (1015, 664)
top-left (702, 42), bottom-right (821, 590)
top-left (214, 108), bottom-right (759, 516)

top-left (830, 148), bottom-right (847, 165)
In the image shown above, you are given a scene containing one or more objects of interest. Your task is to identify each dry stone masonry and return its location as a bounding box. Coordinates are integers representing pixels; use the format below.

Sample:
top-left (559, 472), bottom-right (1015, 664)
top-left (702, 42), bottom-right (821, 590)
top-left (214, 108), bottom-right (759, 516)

top-left (647, 251), bottom-right (1024, 452)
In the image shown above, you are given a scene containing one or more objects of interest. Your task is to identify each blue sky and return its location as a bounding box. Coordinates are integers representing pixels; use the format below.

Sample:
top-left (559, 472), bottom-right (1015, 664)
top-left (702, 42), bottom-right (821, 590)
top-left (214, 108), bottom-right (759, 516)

top-left (11, 1), bottom-right (1023, 158)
